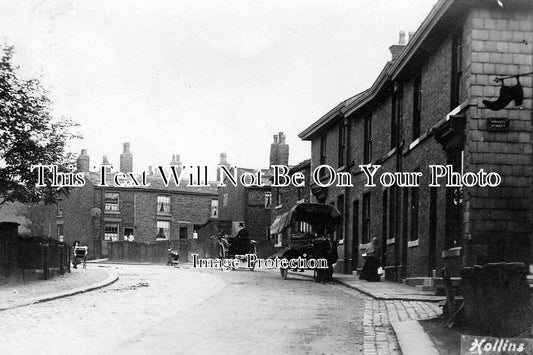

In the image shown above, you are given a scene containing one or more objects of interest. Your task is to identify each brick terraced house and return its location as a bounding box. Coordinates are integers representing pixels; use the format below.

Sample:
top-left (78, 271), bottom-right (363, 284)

top-left (299, 0), bottom-right (532, 281)
top-left (56, 144), bottom-right (218, 259)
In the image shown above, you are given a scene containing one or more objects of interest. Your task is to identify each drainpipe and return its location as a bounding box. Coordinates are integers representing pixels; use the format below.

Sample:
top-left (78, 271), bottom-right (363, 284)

top-left (342, 110), bottom-right (351, 274)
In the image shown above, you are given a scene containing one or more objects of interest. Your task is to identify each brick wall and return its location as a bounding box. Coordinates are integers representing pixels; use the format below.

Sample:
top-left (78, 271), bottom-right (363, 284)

top-left (464, 4), bottom-right (533, 265)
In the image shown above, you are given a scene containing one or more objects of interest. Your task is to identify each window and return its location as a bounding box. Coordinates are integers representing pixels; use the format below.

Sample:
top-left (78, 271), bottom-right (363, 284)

top-left (276, 189), bottom-right (283, 206)
top-left (223, 193), bottom-right (228, 207)
top-left (391, 84), bottom-right (403, 149)
top-left (320, 135), bottom-right (327, 165)
top-left (156, 221), bottom-right (170, 240)
top-left (410, 171), bottom-right (420, 241)
top-left (362, 193), bottom-right (371, 244)
top-left (57, 224), bottom-right (64, 241)
top-left (211, 199), bottom-right (218, 217)
top-left (412, 75), bottom-right (422, 140)
top-left (337, 195), bottom-right (345, 242)
top-left (124, 228), bottom-right (134, 241)
top-left (104, 193), bottom-right (119, 211)
top-left (104, 223), bottom-right (119, 241)
top-left (157, 195), bottom-right (170, 214)
top-left (451, 31), bottom-right (463, 109)
top-left (297, 186), bottom-right (304, 201)
top-left (57, 204), bottom-right (63, 217)
top-left (363, 115), bottom-right (372, 164)
top-left (264, 192), bottom-right (272, 209)
top-left (338, 122), bottom-right (346, 167)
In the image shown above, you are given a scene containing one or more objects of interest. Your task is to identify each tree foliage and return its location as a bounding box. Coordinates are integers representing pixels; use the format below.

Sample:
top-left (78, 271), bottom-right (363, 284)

top-left (0, 44), bottom-right (80, 204)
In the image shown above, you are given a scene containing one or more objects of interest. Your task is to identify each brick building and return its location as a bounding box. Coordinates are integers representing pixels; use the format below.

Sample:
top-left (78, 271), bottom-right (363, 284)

top-left (217, 158), bottom-right (272, 242)
top-left (217, 133), bottom-right (294, 255)
top-left (299, 0), bottom-right (532, 281)
top-left (56, 143), bottom-right (218, 259)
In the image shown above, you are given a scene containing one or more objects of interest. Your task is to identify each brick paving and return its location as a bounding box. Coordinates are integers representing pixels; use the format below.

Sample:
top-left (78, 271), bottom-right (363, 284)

top-left (361, 299), bottom-right (441, 355)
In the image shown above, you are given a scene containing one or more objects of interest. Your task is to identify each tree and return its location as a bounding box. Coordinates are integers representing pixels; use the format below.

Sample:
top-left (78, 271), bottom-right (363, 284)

top-left (0, 44), bottom-right (80, 205)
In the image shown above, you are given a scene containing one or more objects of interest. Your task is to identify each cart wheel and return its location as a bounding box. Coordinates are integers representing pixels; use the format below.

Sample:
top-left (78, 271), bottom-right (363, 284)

top-left (313, 270), bottom-right (318, 282)
top-left (280, 268), bottom-right (288, 280)
top-left (83, 258), bottom-right (87, 269)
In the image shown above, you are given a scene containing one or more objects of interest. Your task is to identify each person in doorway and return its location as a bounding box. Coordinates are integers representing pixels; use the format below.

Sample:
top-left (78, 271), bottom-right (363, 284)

top-left (360, 237), bottom-right (381, 282)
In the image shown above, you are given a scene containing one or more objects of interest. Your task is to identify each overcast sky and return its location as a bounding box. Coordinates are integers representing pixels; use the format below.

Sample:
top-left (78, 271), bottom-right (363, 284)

top-left (0, 0), bottom-right (437, 176)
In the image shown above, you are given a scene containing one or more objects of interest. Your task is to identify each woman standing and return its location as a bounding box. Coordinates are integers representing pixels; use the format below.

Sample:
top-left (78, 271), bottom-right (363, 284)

top-left (360, 237), bottom-right (381, 282)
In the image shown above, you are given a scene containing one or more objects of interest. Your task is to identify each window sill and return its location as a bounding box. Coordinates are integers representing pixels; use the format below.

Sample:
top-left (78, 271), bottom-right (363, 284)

top-left (338, 239), bottom-right (344, 245)
top-left (274, 205), bottom-right (283, 210)
top-left (442, 247), bottom-right (462, 258)
top-left (274, 243), bottom-right (282, 248)
top-left (359, 242), bottom-right (370, 250)
top-left (157, 212), bottom-right (172, 217)
top-left (104, 210), bottom-right (120, 215)
top-left (386, 238), bottom-right (396, 245)
top-left (408, 239), bottom-right (419, 248)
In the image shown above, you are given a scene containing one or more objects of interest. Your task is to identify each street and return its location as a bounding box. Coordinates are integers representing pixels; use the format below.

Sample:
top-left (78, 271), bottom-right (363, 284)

top-left (0, 264), bottom-right (368, 354)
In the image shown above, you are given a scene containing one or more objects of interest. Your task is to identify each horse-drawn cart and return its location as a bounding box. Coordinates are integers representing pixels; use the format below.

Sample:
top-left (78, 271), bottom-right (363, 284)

top-left (217, 235), bottom-right (257, 270)
top-left (271, 203), bottom-right (341, 282)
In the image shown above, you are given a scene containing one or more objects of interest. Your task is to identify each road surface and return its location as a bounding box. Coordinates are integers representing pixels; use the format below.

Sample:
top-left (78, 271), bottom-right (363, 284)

top-left (0, 263), bottom-right (366, 354)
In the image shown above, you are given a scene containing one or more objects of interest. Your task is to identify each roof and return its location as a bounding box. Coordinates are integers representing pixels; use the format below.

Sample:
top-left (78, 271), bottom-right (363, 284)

top-left (298, 90), bottom-right (368, 140)
top-left (84, 171), bottom-right (218, 195)
top-left (219, 166), bottom-right (273, 188)
top-left (289, 159), bottom-right (311, 173)
top-left (299, 0), bottom-right (456, 140)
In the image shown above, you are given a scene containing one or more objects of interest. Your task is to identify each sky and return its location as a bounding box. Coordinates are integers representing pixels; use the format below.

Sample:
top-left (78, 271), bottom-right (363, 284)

top-left (0, 0), bottom-right (438, 177)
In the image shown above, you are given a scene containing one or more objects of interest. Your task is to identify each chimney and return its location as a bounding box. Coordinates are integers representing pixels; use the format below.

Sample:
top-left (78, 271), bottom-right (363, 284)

top-left (170, 154), bottom-right (182, 166)
top-left (170, 154), bottom-right (182, 175)
top-left (269, 132), bottom-right (289, 167)
top-left (102, 155), bottom-right (112, 174)
top-left (220, 153), bottom-right (229, 166)
top-left (408, 31), bottom-right (415, 43)
top-left (76, 149), bottom-right (90, 172)
top-left (389, 31), bottom-right (407, 61)
top-left (277, 132), bottom-right (289, 166)
top-left (269, 134), bottom-right (280, 167)
top-left (147, 166), bottom-right (153, 176)
top-left (217, 153), bottom-right (230, 181)
top-left (120, 142), bottom-right (133, 173)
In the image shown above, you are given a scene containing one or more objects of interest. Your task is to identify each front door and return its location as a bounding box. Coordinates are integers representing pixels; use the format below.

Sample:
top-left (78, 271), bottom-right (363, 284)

top-left (351, 200), bottom-right (359, 271)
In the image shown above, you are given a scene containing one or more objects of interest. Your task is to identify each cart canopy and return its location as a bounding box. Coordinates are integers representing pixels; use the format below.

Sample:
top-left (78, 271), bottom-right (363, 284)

top-left (270, 203), bottom-right (342, 235)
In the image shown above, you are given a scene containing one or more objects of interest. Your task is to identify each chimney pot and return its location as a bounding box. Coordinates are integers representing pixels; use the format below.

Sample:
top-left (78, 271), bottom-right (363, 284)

top-left (399, 31), bottom-right (406, 45)
top-left (77, 149), bottom-right (90, 172)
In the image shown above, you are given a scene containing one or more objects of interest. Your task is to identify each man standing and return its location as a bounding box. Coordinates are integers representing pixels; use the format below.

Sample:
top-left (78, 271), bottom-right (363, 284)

top-left (236, 222), bottom-right (249, 239)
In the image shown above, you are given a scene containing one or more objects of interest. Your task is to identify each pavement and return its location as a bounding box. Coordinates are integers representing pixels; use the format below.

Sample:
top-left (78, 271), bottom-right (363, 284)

top-left (288, 269), bottom-right (443, 355)
top-left (0, 264), bottom-right (118, 311)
